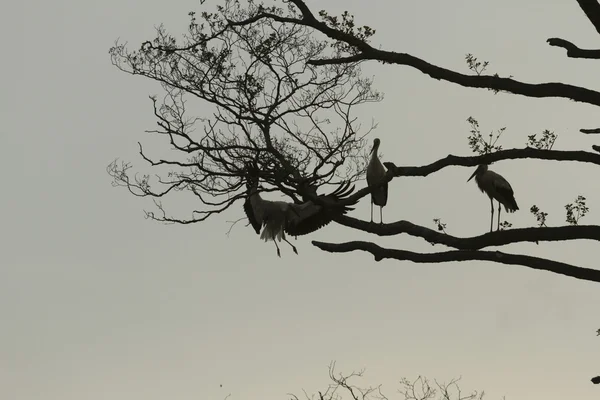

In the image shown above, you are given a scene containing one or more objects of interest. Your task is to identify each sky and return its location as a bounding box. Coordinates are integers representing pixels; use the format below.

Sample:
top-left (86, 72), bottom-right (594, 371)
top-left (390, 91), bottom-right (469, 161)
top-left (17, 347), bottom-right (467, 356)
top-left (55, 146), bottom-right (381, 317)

top-left (2, 0), bottom-right (600, 399)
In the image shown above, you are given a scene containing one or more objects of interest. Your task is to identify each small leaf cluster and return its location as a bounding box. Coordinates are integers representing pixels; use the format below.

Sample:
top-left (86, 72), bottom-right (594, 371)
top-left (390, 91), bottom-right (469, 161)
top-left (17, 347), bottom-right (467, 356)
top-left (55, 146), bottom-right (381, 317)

top-left (526, 129), bottom-right (557, 150)
top-left (466, 117), bottom-right (505, 155)
top-left (530, 205), bottom-right (548, 227)
top-left (318, 10), bottom-right (375, 53)
top-left (464, 53), bottom-right (514, 94)
top-left (465, 54), bottom-right (489, 75)
top-left (499, 221), bottom-right (512, 230)
top-left (432, 218), bottom-right (448, 234)
top-left (565, 195), bottom-right (589, 225)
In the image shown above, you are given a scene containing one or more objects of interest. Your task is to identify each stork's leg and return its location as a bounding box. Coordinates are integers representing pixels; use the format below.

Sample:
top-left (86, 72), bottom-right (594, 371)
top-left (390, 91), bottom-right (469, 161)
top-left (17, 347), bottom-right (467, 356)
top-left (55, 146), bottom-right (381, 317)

top-left (497, 202), bottom-right (502, 231)
top-left (489, 198), bottom-right (494, 233)
top-left (379, 206), bottom-right (383, 225)
top-left (370, 201), bottom-right (374, 223)
top-left (283, 238), bottom-right (298, 254)
top-left (274, 241), bottom-right (281, 258)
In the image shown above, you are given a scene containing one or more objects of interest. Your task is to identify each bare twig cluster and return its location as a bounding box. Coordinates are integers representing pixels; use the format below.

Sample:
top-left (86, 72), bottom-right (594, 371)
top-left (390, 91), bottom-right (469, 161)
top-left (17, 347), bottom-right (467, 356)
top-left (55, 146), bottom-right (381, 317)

top-left (286, 362), bottom-right (487, 400)
top-left (108, 0), bottom-right (381, 223)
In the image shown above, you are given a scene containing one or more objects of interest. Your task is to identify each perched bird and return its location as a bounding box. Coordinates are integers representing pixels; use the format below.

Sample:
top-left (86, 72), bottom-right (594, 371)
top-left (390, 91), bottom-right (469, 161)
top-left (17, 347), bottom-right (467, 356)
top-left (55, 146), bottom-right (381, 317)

top-left (366, 138), bottom-right (388, 224)
top-left (467, 164), bottom-right (519, 232)
top-left (243, 172), bottom-right (357, 257)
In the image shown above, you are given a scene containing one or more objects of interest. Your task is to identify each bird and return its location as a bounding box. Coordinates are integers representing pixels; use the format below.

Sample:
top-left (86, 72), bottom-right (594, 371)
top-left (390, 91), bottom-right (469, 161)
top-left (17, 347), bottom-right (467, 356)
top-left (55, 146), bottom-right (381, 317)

top-left (366, 138), bottom-right (388, 224)
top-left (467, 163), bottom-right (519, 232)
top-left (243, 169), bottom-right (357, 257)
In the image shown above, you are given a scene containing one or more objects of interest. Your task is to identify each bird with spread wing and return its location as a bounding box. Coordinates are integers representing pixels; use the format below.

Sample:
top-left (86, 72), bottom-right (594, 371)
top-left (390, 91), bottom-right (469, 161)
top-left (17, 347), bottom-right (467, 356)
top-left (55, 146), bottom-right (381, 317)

top-left (242, 164), bottom-right (357, 257)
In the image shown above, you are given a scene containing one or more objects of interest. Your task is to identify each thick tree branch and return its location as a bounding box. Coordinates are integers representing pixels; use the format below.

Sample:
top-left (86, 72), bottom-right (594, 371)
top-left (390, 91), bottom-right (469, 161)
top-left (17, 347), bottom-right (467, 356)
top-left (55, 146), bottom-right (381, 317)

top-left (312, 240), bottom-right (600, 283)
top-left (309, 49), bottom-right (600, 108)
top-left (229, 0), bottom-right (600, 110)
top-left (581, 128), bottom-right (600, 134)
top-left (547, 38), bottom-right (600, 59)
top-left (383, 147), bottom-right (600, 177)
top-left (333, 216), bottom-right (600, 250)
top-left (576, 0), bottom-right (600, 36)
top-left (339, 147), bottom-right (600, 207)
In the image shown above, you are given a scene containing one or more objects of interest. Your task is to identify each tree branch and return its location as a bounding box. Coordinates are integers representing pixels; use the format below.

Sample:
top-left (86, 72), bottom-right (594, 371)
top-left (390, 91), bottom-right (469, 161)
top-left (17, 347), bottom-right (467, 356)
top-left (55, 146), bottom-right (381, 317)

top-left (310, 48), bottom-right (600, 107)
top-left (229, 0), bottom-right (600, 110)
top-left (576, 0), bottom-right (600, 36)
top-left (312, 240), bottom-right (600, 283)
top-left (334, 215), bottom-right (600, 250)
top-left (581, 128), bottom-right (600, 134)
top-left (384, 147), bottom-right (600, 176)
top-left (340, 147), bottom-right (600, 207)
top-left (547, 38), bottom-right (600, 59)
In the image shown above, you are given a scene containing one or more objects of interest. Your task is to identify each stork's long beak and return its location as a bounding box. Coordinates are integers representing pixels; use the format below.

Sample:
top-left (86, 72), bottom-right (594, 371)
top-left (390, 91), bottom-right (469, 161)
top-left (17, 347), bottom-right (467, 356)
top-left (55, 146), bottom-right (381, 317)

top-left (369, 145), bottom-right (374, 155)
top-left (467, 170), bottom-right (477, 182)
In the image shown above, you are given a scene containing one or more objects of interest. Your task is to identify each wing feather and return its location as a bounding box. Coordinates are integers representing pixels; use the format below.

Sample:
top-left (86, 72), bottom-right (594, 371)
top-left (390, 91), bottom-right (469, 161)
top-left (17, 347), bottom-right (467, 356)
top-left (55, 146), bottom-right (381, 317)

top-left (285, 202), bottom-right (330, 236)
top-left (490, 172), bottom-right (514, 197)
top-left (489, 171), bottom-right (519, 211)
top-left (285, 181), bottom-right (357, 236)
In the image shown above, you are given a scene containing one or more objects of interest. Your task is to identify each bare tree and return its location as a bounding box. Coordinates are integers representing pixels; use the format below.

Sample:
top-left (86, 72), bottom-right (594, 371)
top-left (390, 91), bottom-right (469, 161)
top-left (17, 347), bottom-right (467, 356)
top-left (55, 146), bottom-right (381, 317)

top-left (109, 0), bottom-right (600, 281)
top-left (108, 0), bottom-right (380, 223)
top-left (108, 0), bottom-right (600, 385)
top-left (162, 0), bottom-right (600, 286)
top-left (285, 362), bottom-right (488, 400)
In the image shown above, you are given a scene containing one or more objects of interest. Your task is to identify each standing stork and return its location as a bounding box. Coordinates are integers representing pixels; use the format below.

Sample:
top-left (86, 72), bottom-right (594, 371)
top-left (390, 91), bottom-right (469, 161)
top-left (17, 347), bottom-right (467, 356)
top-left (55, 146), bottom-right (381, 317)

top-left (467, 164), bottom-right (519, 232)
top-left (243, 171), bottom-right (357, 257)
top-left (366, 138), bottom-right (388, 224)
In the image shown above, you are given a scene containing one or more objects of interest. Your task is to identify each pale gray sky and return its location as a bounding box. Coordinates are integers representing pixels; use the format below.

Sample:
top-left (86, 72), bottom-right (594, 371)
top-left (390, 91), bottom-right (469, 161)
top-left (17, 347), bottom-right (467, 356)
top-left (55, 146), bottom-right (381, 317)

top-left (2, 0), bottom-right (600, 399)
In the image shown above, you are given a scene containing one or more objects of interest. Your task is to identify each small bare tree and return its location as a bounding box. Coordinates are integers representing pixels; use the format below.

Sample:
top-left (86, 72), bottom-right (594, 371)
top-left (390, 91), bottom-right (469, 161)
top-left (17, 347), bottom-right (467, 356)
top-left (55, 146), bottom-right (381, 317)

top-left (284, 363), bottom-right (488, 400)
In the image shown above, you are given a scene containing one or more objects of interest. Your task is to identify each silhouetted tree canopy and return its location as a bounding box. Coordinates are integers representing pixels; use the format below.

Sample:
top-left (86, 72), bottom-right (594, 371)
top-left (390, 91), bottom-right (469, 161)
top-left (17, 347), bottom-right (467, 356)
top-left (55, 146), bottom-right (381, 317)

top-left (108, 0), bottom-right (600, 386)
top-left (109, 0), bottom-right (600, 278)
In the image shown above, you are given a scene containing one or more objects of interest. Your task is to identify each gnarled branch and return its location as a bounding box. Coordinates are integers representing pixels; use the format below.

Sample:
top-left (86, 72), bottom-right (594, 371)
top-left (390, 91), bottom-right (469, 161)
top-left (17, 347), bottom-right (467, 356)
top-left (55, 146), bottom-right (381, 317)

top-left (312, 240), bottom-right (600, 283)
top-left (576, 0), bottom-right (600, 36)
top-left (227, 0), bottom-right (600, 113)
top-left (383, 147), bottom-right (600, 176)
top-left (334, 215), bottom-right (600, 250)
top-left (547, 38), bottom-right (600, 59)
top-left (339, 147), bottom-right (600, 207)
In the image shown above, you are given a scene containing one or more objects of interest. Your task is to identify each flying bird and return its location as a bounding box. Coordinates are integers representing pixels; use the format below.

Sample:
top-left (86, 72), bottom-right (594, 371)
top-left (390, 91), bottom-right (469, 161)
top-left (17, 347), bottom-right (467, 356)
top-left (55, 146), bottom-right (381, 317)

top-left (243, 172), bottom-right (357, 257)
top-left (366, 138), bottom-right (388, 224)
top-left (467, 164), bottom-right (519, 232)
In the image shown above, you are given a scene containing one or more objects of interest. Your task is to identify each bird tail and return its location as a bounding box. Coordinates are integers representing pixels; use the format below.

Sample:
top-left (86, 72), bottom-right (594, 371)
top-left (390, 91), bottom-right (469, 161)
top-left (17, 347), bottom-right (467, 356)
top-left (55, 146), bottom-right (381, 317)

top-left (260, 224), bottom-right (284, 242)
top-left (504, 196), bottom-right (519, 213)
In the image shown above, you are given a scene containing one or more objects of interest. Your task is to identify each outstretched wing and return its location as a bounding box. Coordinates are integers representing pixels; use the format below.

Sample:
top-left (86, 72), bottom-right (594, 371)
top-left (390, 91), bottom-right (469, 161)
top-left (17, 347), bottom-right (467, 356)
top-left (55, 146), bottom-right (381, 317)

top-left (243, 197), bottom-right (261, 234)
top-left (285, 181), bottom-right (357, 236)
